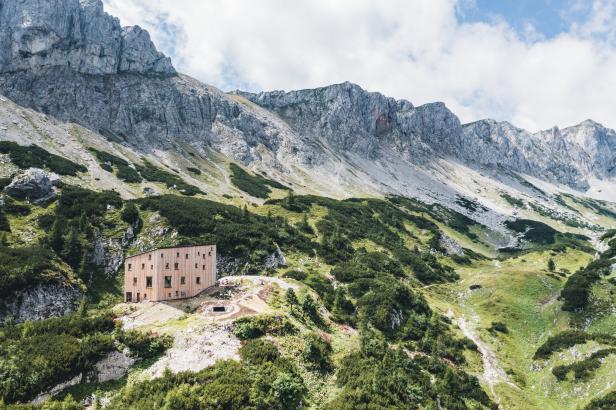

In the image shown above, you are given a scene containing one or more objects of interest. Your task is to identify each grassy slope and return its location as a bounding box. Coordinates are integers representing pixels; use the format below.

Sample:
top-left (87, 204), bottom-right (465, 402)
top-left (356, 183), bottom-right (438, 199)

top-left (424, 247), bottom-right (616, 409)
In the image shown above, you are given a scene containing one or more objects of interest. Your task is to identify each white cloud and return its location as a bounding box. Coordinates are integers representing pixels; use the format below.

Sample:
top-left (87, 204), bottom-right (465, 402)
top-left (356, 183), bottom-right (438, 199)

top-left (104, 0), bottom-right (616, 131)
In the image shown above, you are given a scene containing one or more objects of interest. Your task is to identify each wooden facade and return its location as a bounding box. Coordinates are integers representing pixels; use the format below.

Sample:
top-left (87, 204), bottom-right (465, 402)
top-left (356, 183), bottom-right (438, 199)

top-left (123, 245), bottom-right (217, 303)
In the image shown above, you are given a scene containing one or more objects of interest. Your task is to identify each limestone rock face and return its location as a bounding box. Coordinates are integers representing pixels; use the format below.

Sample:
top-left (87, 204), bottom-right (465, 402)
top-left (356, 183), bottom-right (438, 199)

top-left (238, 82), bottom-right (462, 164)
top-left (0, 0), bottom-right (613, 194)
top-left (0, 0), bottom-right (175, 76)
top-left (4, 168), bottom-right (55, 201)
top-left (0, 282), bottom-right (83, 324)
top-left (241, 85), bottom-right (616, 190)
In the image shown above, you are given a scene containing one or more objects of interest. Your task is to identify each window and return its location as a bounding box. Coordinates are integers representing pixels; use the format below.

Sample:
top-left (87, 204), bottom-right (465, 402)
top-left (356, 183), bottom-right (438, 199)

top-left (185, 253), bottom-right (189, 259)
top-left (198, 251), bottom-right (200, 256)
top-left (208, 251), bottom-right (211, 256)
top-left (203, 254), bottom-right (206, 259)
top-left (126, 292), bottom-right (132, 302)
top-left (174, 263), bottom-right (179, 270)
top-left (144, 294), bottom-right (147, 300)
top-left (148, 254), bottom-right (151, 261)
top-left (181, 276), bottom-right (186, 285)
top-left (195, 263), bottom-right (198, 269)
top-left (141, 263), bottom-right (145, 269)
top-left (175, 291), bottom-right (179, 297)
top-left (146, 276), bottom-right (153, 288)
top-left (196, 277), bottom-right (201, 285)
top-left (128, 263), bottom-right (132, 271)
top-left (164, 276), bottom-right (172, 288)
top-left (150, 265), bottom-right (153, 270)
top-left (168, 293), bottom-right (171, 298)
top-left (202, 265), bottom-right (206, 270)
top-left (161, 253), bottom-right (164, 258)
top-left (177, 252), bottom-right (180, 257)
top-left (165, 262), bottom-right (169, 269)
top-left (133, 277), bottom-right (137, 285)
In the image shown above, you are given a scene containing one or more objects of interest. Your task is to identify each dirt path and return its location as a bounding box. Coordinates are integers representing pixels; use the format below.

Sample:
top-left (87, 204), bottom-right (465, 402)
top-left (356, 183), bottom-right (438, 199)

top-left (454, 313), bottom-right (520, 404)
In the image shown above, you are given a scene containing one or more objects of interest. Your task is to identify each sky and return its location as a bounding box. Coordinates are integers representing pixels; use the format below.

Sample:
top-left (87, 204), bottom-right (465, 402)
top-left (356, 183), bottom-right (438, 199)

top-left (103, 0), bottom-right (616, 131)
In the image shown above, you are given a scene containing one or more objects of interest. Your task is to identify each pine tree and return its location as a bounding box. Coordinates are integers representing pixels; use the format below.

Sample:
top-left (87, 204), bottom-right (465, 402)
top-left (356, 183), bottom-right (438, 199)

top-left (121, 202), bottom-right (140, 225)
top-left (0, 209), bottom-right (10, 232)
top-left (63, 225), bottom-right (83, 271)
top-left (548, 258), bottom-right (556, 272)
top-left (299, 213), bottom-right (313, 234)
top-left (50, 217), bottom-right (66, 254)
top-left (286, 288), bottom-right (299, 306)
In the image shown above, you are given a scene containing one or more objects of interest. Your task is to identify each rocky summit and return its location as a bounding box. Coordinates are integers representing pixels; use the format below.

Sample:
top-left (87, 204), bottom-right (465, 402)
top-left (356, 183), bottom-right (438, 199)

top-left (0, 0), bottom-right (614, 194)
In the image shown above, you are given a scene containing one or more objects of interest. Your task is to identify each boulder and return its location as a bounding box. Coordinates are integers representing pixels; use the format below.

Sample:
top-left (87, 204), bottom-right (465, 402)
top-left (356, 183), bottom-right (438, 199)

top-left (4, 168), bottom-right (56, 202)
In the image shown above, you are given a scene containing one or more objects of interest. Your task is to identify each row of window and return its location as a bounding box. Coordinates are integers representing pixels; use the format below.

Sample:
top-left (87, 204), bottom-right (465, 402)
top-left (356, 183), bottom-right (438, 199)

top-left (132, 275), bottom-right (202, 287)
top-left (128, 262), bottom-right (211, 271)
top-left (147, 251), bottom-right (213, 261)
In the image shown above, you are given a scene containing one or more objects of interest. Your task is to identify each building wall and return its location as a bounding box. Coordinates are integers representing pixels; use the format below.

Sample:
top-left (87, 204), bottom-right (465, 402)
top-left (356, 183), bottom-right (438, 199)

top-left (124, 245), bottom-right (216, 302)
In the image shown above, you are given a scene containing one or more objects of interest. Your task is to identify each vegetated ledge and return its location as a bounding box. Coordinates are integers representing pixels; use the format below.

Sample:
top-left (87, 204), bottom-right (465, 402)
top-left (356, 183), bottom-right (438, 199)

top-left (0, 141), bottom-right (86, 176)
top-left (533, 330), bottom-right (616, 360)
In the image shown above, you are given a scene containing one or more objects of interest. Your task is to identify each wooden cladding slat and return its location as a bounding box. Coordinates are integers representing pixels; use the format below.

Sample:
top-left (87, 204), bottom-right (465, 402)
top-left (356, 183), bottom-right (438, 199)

top-left (123, 245), bottom-right (217, 302)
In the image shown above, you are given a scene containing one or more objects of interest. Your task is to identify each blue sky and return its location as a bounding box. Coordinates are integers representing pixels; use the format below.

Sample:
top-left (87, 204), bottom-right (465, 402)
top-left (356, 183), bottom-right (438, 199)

top-left (105, 0), bottom-right (616, 131)
top-left (458, 0), bottom-right (590, 38)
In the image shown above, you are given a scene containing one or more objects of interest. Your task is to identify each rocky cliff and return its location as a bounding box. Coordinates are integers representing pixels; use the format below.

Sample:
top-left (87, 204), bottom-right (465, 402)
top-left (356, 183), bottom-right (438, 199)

top-left (0, 0), bottom-right (614, 195)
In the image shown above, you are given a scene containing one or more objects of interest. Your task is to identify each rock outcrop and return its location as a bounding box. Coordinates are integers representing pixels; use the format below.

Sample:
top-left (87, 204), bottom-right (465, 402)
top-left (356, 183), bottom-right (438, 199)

top-left (4, 168), bottom-right (56, 202)
top-left (0, 0), bottom-right (613, 195)
top-left (0, 282), bottom-right (82, 324)
top-left (241, 84), bottom-right (616, 190)
top-left (0, 0), bottom-right (175, 76)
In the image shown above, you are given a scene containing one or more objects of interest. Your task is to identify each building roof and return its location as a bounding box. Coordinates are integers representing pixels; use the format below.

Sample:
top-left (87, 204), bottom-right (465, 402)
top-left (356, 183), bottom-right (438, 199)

top-left (125, 244), bottom-right (216, 260)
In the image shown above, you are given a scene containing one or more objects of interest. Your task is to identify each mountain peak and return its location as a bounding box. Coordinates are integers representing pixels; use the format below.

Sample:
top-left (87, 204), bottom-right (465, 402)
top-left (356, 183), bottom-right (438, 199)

top-left (0, 0), bottom-right (175, 76)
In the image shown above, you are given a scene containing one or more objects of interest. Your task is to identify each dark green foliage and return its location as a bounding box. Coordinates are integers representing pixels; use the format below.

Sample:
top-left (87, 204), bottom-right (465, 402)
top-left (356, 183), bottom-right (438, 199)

top-left (563, 194), bottom-right (616, 220)
top-left (489, 321), bottom-right (509, 334)
top-left (107, 344), bottom-right (306, 410)
top-left (285, 288), bottom-right (299, 306)
top-left (136, 160), bottom-right (203, 196)
top-left (233, 315), bottom-right (297, 340)
top-left (505, 219), bottom-right (558, 244)
top-left (552, 348), bottom-right (616, 381)
top-left (139, 195), bottom-right (314, 258)
top-left (121, 202), bottom-right (140, 225)
top-left (267, 195), bottom-right (461, 282)
top-left (500, 192), bottom-right (524, 207)
top-left (303, 333), bottom-right (333, 372)
top-left (534, 331), bottom-right (616, 359)
top-left (0, 312), bottom-right (115, 404)
top-left (62, 225), bottom-right (84, 272)
top-left (455, 195), bottom-right (487, 213)
top-left (548, 258), bottom-right (556, 272)
top-left (283, 270), bottom-right (308, 281)
top-left (560, 236), bottom-right (616, 311)
top-left (0, 142), bottom-right (86, 176)
top-left (186, 167), bottom-right (202, 175)
top-left (56, 186), bottom-right (122, 220)
top-left (561, 258), bottom-right (613, 311)
top-left (330, 251), bottom-right (435, 338)
top-left (116, 329), bottom-right (173, 359)
top-left (0, 209), bottom-right (10, 232)
top-left (391, 196), bottom-right (482, 241)
top-left (0, 244), bottom-right (58, 298)
top-left (584, 390), bottom-right (616, 409)
top-left (88, 148), bottom-right (142, 183)
top-left (0, 177), bottom-right (12, 190)
top-left (239, 339), bottom-right (281, 365)
top-left (229, 163), bottom-right (288, 198)
top-left (325, 331), bottom-right (496, 410)
top-left (301, 294), bottom-right (323, 324)
top-left (2, 197), bottom-right (31, 216)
